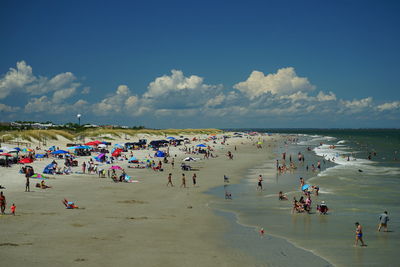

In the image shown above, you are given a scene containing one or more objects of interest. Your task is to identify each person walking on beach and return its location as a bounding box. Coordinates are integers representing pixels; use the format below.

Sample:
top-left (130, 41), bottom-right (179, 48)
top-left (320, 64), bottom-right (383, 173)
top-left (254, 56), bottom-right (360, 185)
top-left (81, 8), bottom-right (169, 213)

top-left (354, 222), bottom-right (366, 247)
top-left (166, 173), bottom-right (173, 187)
top-left (378, 211), bottom-right (389, 232)
top-left (180, 173), bottom-right (186, 188)
top-left (0, 191), bottom-right (6, 214)
top-left (82, 161), bottom-right (86, 173)
top-left (25, 172), bottom-right (30, 192)
top-left (192, 173), bottom-right (197, 187)
top-left (257, 175), bottom-right (263, 191)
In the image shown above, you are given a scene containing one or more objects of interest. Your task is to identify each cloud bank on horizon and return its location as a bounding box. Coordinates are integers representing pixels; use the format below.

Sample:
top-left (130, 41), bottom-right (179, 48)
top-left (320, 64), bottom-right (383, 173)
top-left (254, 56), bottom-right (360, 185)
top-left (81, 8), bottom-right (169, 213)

top-left (0, 61), bottom-right (399, 128)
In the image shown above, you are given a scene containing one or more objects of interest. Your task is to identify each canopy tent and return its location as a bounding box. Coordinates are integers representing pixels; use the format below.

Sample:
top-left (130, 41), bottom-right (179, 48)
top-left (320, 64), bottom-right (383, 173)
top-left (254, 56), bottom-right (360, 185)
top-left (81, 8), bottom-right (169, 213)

top-left (155, 151), bottom-right (166, 157)
top-left (19, 158), bottom-right (33, 164)
top-left (43, 163), bottom-right (56, 174)
top-left (51, 150), bottom-right (69, 154)
top-left (196, 144), bottom-right (207, 148)
top-left (68, 145), bottom-right (91, 150)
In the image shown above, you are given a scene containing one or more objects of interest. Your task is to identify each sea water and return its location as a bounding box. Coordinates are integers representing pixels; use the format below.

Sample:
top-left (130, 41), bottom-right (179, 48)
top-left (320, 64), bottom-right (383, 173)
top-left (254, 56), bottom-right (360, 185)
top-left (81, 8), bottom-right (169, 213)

top-left (208, 129), bottom-right (400, 266)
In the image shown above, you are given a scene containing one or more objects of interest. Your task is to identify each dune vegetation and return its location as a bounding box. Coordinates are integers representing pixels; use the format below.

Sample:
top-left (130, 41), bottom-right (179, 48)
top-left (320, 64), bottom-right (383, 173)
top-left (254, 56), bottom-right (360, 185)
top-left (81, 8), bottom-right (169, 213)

top-left (0, 128), bottom-right (222, 144)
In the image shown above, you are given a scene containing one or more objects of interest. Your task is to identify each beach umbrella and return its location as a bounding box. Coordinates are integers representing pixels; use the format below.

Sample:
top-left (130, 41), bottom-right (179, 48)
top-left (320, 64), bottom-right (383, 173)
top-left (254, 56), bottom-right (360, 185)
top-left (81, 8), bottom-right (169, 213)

top-left (14, 147), bottom-right (21, 151)
top-left (302, 184), bottom-right (310, 191)
top-left (85, 140), bottom-right (102, 146)
top-left (0, 153), bottom-right (13, 157)
top-left (97, 144), bottom-right (107, 148)
top-left (110, 165), bottom-right (122, 170)
top-left (196, 144), bottom-right (207, 147)
top-left (51, 150), bottom-right (69, 154)
top-left (22, 148), bottom-right (33, 152)
top-left (114, 144), bottom-right (124, 148)
top-left (35, 154), bottom-right (45, 158)
top-left (19, 158), bottom-right (33, 164)
top-left (183, 157), bottom-right (196, 162)
top-left (30, 173), bottom-right (49, 179)
top-left (129, 156), bottom-right (137, 161)
top-left (166, 137), bottom-right (176, 140)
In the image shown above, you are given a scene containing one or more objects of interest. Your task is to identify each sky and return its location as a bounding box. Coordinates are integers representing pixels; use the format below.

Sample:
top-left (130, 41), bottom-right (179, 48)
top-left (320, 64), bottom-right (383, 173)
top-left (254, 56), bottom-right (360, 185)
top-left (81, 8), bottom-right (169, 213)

top-left (1, 0), bottom-right (399, 128)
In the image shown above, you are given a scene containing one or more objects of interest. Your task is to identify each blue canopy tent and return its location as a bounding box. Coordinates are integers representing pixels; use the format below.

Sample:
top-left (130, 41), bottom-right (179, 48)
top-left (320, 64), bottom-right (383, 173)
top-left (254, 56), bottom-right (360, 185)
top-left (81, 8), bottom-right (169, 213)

top-left (155, 151), bottom-right (166, 157)
top-left (51, 150), bottom-right (69, 154)
top-left (196, 144), bottom-right (207, 148)
top-left (43, 163), bottom-right (56, 174)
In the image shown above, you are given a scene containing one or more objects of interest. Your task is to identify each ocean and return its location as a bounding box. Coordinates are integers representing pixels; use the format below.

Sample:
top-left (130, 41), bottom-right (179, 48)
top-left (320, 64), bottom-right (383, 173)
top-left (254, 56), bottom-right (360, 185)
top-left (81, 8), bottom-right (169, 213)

top-left (208, 129), bottom-right (400, 266)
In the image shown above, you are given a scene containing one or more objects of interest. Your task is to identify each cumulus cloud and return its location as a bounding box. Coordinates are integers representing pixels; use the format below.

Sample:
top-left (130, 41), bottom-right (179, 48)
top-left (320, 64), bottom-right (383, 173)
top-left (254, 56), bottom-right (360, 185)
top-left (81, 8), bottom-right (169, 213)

top-left (376, 101), bottom-right (400, 111)
top-left (0, 103), bottom-right (20, 112)
top-left (0, 61), bottom-right (81, 100)
top-left (233, 67), bottom-right (315, 98)
top-left (0, 61), bottom-right (35, 99)
top-left (317, 91), bottom-right (336, 101)
top-left (339, 97), bottom-right (373, 113)
top-left (25, 96), bottom-right (88, 114)
top-left (93, 85), bottom-right (140, 115)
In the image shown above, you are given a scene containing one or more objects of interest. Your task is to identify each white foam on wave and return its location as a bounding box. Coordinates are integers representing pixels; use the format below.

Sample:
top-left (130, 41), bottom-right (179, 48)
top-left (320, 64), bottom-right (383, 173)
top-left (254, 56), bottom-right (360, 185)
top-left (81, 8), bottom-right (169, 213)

top-left (313, 144), bottom-right (372, 167)
top-left (337, 140), bottom-right (346, 144)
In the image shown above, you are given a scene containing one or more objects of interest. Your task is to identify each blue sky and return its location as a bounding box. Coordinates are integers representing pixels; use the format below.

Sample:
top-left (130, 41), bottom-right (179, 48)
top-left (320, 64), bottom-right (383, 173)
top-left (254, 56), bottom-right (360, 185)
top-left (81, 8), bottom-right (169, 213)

top-left (1, 0), bottom-right (399, 128)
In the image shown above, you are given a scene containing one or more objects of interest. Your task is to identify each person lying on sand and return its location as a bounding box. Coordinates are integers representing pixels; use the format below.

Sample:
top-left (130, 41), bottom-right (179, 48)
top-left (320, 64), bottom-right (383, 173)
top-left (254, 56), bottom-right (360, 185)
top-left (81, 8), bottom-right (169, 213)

top-left (62, 199), bottom-right (79, 209)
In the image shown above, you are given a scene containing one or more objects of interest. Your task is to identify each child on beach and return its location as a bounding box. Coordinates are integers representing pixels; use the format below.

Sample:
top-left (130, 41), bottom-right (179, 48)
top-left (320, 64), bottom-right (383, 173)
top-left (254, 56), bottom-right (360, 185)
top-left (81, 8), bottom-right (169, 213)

top-left (354, 222), bottom-right (366, 247)
top-left (10, 203), bottom-right (16, 215)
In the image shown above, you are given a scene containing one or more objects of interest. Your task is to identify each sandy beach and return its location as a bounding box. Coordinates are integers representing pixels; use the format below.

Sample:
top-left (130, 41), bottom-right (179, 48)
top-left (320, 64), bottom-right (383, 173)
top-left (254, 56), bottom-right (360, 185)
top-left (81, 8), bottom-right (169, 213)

top-left (0, 132), bottom-right (334, 267)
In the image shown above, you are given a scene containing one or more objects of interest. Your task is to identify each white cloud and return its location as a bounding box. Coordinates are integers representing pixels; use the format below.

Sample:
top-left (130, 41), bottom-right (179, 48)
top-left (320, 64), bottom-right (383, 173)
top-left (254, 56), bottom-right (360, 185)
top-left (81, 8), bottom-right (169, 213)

top-left (233, 67), bottom-right (315, 98)
top-left (93, 85), bottom-right (139, 115)
top-left (339, 97), bottom-right (373, 113)
top-left (0, 103), bottom-right (20, 112)
top-left (81, 87), bottom-right (91, 94)
top-left (0, 61), bottom-right (35, 99)
top-left (317, 91), bottom-right (336, 101)
top-left (52, 87), bottom-right (77, 103)
top-left (25, 96), bottom-right (88, 114)
top-left (376, 101), bottom-right (400, 111)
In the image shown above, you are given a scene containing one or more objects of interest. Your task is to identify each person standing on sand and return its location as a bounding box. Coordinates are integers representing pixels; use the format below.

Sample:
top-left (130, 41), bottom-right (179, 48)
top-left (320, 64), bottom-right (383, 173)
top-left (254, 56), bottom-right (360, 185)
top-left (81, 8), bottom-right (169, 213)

top-left (192, 173), bottom-right (197, 187)
top-left (25, 172), bottom-right (30, 192)
top-left (171, 158), bottom-right (174, 168)
top-left (0, 191), bottom-right (6, 214)
top-left (354, 222), bottom-right (366, 247)
top-left (166, 173), bottom-right (173, 187)
top-left (180, 173), bottom-right (186, 188)
top-left (82, 161), bottom-right (86, 173)
top-left (378, 211), bottom-right (389, 232)
top-left (257, 175), bottom-right (263, 191)
top-left (10, 203), bottom-right (16, 215)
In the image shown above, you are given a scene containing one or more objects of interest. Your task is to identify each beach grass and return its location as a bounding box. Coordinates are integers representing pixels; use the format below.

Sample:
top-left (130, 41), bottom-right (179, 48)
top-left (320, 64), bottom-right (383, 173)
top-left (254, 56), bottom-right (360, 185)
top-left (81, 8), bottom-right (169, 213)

top-left (0, 128), bottom-right (222, 144)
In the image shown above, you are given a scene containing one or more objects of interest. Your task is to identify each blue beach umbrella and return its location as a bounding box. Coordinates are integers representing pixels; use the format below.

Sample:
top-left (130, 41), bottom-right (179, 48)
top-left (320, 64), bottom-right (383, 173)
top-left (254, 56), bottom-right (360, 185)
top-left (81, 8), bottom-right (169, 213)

top-left (302, 184), bottom-right (310, 191)
top-left (167, 137), bottom-right (176, 140)
top-left (196, 144), bottom-right (207, 148)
